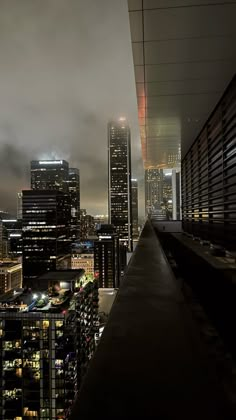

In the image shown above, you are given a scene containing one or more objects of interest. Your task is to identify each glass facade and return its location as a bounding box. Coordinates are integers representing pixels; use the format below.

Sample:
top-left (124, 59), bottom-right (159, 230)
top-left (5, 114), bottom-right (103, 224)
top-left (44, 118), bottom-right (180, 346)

top-left (108, 120), bottom-right (133, 250)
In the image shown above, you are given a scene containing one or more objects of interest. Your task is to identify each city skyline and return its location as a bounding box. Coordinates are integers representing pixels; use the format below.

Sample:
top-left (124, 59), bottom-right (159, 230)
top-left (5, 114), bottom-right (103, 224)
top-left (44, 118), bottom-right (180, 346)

top-left (0, 0), bottom-right (143, 216)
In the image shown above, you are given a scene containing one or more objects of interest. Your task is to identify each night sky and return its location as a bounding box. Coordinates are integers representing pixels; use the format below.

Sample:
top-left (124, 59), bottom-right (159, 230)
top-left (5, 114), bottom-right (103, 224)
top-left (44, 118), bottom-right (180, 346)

top-left (0, 0), bottom-right (143, 216)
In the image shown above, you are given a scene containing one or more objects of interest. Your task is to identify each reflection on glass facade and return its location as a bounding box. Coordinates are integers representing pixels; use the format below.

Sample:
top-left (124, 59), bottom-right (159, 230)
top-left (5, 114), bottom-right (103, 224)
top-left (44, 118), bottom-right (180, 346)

top-left (108, 120), bottom-right (132, 250)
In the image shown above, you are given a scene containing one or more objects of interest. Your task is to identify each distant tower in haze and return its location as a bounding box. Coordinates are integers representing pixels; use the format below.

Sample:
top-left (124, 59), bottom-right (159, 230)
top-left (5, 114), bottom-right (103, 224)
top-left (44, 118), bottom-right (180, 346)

top-left (145, 169), bottom-right (164, 215)
top-left (108, 119), bottom-right (132, 250)
top-left (31, 159), bottom-right (69, 192)
top-left (68, 168), bottom-right (80, 239)
top-left (17, 192), bottom-right (23, 220)
top-left (131, 179), bottom-right (138, 238)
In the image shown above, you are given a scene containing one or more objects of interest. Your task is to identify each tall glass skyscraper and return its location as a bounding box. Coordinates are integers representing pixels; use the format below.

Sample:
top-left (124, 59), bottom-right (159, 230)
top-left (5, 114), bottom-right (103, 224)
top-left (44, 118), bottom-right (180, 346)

top-left (108, 119), bottom-right (132, 250)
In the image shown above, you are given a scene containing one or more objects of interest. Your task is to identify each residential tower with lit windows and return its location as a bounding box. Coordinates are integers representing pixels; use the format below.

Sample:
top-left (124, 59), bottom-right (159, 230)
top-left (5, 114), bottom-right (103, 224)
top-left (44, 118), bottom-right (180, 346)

top-left (0, 271), bottom-right (99, 420)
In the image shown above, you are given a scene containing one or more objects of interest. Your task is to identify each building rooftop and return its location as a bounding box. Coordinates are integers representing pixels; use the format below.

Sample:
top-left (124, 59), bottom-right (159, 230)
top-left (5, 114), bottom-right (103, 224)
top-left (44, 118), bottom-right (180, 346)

top-left (38, 269), bottom-right (85, 282)
top-left (0, 261), bottom-right (21, 269)
top-left (70, 220), bottom-right (233, 420)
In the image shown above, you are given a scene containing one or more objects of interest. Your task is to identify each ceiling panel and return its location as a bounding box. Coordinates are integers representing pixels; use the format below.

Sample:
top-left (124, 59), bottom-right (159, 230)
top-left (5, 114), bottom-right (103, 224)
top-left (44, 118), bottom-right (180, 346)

top-left (144, 37), bottom-right (235, 65)
top-left (128, 0), bottom-right (142, 10)
top-left (129, 11), bottom-right (143, 42)
top-left (144, 0), bottom-right (231, 8)
top-left (132, 43), bottom-right (143, 65)
top-left (144, 5), bottom-right (236, 41)
top-left (144, 61), bottom-right (236, 82)
top-left (136, 78), bottom-right (228, 97)
top-left (128, 0), bottom-right (236, 168)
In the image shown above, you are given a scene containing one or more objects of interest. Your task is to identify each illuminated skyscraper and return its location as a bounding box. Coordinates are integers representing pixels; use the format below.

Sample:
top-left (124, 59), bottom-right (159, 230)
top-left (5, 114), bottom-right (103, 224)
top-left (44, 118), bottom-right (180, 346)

top-left (108, 119), bottom-right (132, 250)
top-left (131, 179), bottom-right (139, 238)
top-left (31, 160), bottom-right (69, 192)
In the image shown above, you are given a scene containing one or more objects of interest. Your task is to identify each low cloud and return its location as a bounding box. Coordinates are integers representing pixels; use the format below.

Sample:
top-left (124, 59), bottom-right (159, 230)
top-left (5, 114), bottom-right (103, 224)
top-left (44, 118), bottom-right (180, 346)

top-left (0, 0), bottom-right (142, 215)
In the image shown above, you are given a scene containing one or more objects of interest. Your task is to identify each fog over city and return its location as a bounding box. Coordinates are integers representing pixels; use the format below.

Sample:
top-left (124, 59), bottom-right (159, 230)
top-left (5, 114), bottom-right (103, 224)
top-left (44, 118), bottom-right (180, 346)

top-left (0, 0), bottom-right (142, 215)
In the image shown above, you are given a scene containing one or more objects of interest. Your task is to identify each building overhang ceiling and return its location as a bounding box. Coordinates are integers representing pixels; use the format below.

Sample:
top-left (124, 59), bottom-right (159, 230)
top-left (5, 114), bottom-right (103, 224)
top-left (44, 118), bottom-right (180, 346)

top-left (128, 0), bottom-right (236, 169)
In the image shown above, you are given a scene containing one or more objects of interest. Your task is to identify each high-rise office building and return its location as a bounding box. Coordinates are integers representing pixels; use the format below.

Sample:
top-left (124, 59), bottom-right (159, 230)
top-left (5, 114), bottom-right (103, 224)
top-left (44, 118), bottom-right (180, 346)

top-left (145, 169), bottom-right (164, 216)
top-left (131, 179), bottom-right (139, 238)
top-left (0, 273), bottom-right (98, 420)
top-left (22, 190), bottom-right (71, 285)
top-left (71, 241), bottom-right (94, 276)
top-left (108, 119), bottom-right (132, 250)
top-left (72, 252), bottom-right (94, 276)
top-left (31, 160), bottom-right (69, 193)
top-left (1, 219), bottom-right (22, 257)
top-left (68, 168), bottom-right (80, 240)
top-left (80, 210), bottom-right (95, 240)
top-left (0, 220), bottom-right (9, 259)
top-left (94, 225), bottom-right (120, 288)
top-left (17, 192), bottom-right (23, 220)
top-left (94, 214), bottom-right (108, 230)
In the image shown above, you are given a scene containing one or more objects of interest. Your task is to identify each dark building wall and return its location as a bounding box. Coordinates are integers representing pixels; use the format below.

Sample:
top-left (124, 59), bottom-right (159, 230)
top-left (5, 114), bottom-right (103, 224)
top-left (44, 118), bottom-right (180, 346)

top-left (182, 76), bottom-right (236, 250)
top-left (22, 190), bottom-right (71, 284)
top-left (1, 220), bottom-right (22, 257)
top-left (176, 172), bottom-right (181, 220)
